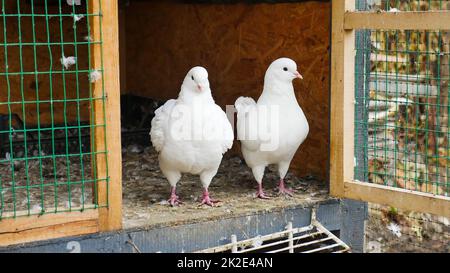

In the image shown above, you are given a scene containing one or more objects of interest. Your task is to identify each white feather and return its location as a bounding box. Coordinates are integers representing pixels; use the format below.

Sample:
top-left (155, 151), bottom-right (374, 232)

top-left (89, 70), bottom-right (102, 83)
top-left (60, 56), bottom-right (77, 70)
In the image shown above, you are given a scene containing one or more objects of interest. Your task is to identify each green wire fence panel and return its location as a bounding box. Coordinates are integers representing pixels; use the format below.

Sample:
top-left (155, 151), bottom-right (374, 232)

top-left (0, 0), bottom-right (108, 220)
top-left (355, 0), bottom-right (450, 197)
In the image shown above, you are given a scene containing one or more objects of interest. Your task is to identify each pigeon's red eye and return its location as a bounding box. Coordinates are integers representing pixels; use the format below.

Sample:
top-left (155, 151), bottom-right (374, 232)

top-left (283, 67), bottom-right (288, 71)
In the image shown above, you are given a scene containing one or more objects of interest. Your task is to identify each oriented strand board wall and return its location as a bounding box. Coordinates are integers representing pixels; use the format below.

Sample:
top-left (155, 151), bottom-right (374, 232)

top-left (125, 1), bottom-right (331, 180)
top-left (0, 2), bottom-right (92, 127)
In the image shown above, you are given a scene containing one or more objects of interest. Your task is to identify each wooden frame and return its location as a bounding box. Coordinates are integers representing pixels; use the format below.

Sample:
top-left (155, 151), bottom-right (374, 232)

top-left (344, 11), bottom-right (450, 30)
top-left (0, 0), bottom-right (122, 247)
top-left (90, 0), bottom-right (122, 232)
top-left (0, 211), bottom-right (99, 247)
top-left (330, 0), bottom-right (450, 218)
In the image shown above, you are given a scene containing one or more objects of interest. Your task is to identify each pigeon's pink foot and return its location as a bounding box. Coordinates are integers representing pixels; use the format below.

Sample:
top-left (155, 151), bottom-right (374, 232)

top-left (168, 187), bottom-right (182, 206)
top-left (278, 179), bottom-right (294, 196)
top-left (256, 184), bottom-right (271, 199)
top-left (200, 190), bottom-right (220, 207)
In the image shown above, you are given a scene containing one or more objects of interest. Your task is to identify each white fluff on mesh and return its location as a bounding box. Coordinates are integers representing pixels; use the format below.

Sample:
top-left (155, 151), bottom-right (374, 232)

top-left (73, 14), bottom-right (84, 22)
top-left (32, 204), bottom-right (43, 211)
top-left (89, 70), bottom-right (102, 83)
top-left (60, 55), bottom-right (77, 69)
top-left (84, 35), bottom-right (93, 42)
top-left (66, 0), bottom-right (81, 6)
top-left (387, 222), bottom-right (402, 237)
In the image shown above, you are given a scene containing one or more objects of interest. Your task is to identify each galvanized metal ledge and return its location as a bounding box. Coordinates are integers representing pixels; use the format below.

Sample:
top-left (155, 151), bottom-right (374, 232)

top-left (0, 199), bottom-right (366, 253)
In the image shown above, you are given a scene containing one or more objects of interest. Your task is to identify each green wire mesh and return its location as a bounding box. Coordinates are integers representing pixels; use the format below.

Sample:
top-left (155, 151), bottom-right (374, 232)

top-left (355, 0), bottom-right (450, 197)
top-left (0, 0), bottom-right (108, 220)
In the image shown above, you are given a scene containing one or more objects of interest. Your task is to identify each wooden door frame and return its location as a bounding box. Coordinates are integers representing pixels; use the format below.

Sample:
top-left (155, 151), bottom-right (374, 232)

top-left (330, 0), bottom-right (450, 218)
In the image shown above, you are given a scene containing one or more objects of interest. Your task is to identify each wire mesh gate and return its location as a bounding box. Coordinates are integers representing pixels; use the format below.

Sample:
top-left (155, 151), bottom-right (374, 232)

top-left (0, 0), bottom-right (121, 246)
top-left (331, 0), bottom-right (450, 217)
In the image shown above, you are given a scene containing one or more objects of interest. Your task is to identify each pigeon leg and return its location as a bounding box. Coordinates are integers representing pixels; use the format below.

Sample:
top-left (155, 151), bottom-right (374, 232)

top-left (278, 179), bottom-right (294, 196)
top-left (256, 183), bottom-right (271, 199)
top-left (168, 187), bottom-right (182, 206)
top-left (200, 189), bottom-right (220, 206)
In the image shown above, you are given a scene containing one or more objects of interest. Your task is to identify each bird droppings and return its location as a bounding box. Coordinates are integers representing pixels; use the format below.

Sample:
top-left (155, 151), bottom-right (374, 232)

top-left (122, 146), bottom-right (329, 229)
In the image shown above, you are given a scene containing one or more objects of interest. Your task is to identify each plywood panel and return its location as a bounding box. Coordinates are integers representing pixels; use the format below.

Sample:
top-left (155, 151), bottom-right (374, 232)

top-left (125, 1), bottom-right (331, 180)
top-left (0, 2), bottom-right (92, 127)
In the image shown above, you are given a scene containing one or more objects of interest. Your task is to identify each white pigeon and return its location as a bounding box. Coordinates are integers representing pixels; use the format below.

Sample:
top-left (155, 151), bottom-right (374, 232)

top-left (150, 66), bottom-right (234, 206)
top-left (235, 58), bottom-right (309, 199)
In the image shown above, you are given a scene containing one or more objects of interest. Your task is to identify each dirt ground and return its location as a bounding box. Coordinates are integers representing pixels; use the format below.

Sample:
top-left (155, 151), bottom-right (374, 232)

top-left (365, 204), bottom-right (450, 253)
top-left (122, 145), bottom-right (329, 229)
top-left (0, 139), bottom-right (328, 223)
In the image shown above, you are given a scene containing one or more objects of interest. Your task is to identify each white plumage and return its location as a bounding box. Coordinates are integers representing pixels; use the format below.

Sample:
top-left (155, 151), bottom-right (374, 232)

top-left (150, 66), bottom-right (234, 206)
top-left (235, 58), bottom-right (309, 198)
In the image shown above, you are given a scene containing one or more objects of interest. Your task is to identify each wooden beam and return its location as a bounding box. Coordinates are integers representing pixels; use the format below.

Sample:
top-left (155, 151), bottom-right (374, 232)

top-left (330, 0), bottom-right (355, 197)
top-left (0, 210), bottom-right (99, 247)
top-left (344, 11), bottom-right (450, 30)
top-left (342, 180), bottom-right (450, 218)
top-left (90, 0), bottom-right (123, 231)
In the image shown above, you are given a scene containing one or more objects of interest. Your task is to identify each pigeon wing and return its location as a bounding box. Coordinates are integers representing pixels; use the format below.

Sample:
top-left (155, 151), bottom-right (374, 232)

top-left (150, 99), bottom-right (177, 152)
top-left (213, 105), bottom-right (234, 154)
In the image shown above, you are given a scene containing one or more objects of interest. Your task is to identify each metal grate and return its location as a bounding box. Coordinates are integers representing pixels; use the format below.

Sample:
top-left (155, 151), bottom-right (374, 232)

top-left (197, 211), bottom-right (351, 253)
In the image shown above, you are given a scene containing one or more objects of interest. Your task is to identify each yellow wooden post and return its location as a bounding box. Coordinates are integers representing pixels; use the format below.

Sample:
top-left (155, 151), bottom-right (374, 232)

top-left (330, 0), bottom-right (355, 197)
top-left (90, 0), bottom-right (122, 231)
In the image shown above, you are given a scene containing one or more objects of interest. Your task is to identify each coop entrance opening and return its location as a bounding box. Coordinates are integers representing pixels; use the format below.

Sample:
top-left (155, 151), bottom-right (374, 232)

top-left (118, 0), bottom-right (331, 229)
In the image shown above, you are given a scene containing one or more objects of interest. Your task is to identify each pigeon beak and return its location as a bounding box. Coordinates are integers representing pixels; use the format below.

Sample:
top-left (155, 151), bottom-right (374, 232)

top-left (294, 71), bottom-right (303, 80)
top-left (197, 84), bottom-right (203, 92)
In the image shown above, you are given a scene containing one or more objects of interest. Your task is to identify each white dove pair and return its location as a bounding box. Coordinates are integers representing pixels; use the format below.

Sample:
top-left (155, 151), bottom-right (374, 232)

top-left (150, 58), bottom-right (309, 206)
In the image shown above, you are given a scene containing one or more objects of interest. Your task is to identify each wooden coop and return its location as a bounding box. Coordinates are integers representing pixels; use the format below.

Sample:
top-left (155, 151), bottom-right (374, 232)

top-left (0, 0), bottom-right (448, 253)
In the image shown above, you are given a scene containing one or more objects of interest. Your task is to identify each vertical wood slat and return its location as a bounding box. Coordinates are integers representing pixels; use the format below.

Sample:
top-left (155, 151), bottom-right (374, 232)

top-left (90, 0), bottom-right (122, 231)
top-left (330, 0), bottom-right (355, 197)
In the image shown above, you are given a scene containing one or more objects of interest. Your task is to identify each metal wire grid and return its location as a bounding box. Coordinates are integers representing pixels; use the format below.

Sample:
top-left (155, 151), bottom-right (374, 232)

top-left (361, 0), bottom-right (450, 11)
top-left (197, 211), bottom-right (351, 253)
top-left (354, 0), bottom-right (450, 197)
top-left (0, 0), bottom-right (108, 220)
